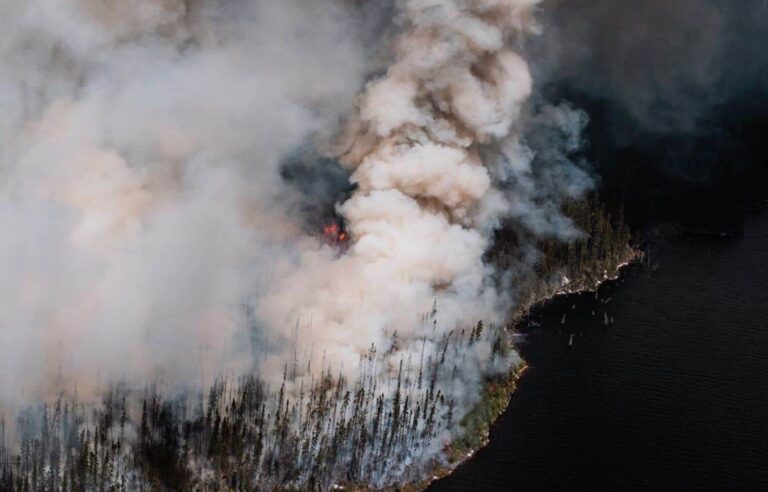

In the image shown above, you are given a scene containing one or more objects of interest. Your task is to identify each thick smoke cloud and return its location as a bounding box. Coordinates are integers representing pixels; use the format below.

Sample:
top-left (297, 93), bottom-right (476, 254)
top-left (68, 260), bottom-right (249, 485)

top-left (0, 2), bottom-right (599, 480)
top-left (0, 0), bottom-right (369, 407)
top-left (258, 0), bottom-right (548, 402)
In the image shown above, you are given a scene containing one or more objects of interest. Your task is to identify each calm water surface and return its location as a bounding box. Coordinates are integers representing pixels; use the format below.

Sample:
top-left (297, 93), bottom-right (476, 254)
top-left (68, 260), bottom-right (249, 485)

top-left (432, 213), bottom-right (768, 491)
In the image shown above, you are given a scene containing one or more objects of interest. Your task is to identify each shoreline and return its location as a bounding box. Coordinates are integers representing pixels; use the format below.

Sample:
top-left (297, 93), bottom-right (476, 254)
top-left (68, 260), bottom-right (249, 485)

top-left (417, 247), bottom-right (645, 491)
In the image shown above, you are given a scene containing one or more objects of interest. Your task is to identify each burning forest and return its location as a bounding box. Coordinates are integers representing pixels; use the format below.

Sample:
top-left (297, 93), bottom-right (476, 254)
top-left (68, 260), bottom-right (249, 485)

top-left (0, 0), bottom-right (637, 490)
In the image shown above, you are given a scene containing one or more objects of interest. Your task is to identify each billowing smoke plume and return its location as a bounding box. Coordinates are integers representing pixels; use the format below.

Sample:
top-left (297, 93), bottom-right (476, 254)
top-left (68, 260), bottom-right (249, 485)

top-left (252, 0), bottom-right (595, 478)
top-left (0, 0), bottom-right (596, 485)
top-left (260, 0), bottom-right (543, 378)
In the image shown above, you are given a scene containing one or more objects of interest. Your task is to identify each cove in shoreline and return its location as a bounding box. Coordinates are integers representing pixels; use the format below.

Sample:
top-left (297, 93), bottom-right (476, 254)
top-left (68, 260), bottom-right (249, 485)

top-left (413, 248), bottom-right (644, 491)
top-left (431, 212), bottom-right (768, 491)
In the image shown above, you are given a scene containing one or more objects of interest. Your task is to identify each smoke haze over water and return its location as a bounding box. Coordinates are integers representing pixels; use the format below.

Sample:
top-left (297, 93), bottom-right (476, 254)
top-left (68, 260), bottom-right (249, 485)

top-left (535, 0), bottom-right (768, 137)
top-left (529, 0), bottom-right (768, 229)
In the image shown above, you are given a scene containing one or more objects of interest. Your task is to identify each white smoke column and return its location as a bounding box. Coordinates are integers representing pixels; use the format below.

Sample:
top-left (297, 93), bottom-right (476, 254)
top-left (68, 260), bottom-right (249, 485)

top-left (259, 0), bottom-right (544, 431)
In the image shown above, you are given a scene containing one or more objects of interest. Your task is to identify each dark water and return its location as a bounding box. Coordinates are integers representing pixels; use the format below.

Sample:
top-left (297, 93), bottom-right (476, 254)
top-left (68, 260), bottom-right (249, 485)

top-left (432, 212), bottom-right (768, 491)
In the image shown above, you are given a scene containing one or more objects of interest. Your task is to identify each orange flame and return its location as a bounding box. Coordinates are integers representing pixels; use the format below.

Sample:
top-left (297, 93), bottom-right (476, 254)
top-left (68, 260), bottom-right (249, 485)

top-left (323, 222), bottom-right (349, 249)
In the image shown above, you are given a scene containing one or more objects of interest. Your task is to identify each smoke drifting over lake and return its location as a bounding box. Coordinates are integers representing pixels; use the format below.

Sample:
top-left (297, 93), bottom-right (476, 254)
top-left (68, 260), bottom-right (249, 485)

top-left (535, 0), bottom-right (768, 137)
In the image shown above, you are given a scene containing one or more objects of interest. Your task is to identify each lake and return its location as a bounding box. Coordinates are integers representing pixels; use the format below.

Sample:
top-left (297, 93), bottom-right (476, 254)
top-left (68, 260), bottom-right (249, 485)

top-left (431, 212), bottom-right (768, 491)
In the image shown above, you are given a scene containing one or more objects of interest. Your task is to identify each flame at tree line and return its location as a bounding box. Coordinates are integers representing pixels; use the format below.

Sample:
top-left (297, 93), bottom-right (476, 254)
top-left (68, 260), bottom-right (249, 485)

top-left (322, 221), bottom-right (349, 249)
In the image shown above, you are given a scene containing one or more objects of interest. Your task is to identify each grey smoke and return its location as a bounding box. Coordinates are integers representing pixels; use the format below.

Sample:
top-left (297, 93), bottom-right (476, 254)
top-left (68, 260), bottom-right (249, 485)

top-left (490, 102), bottom-right (593, 239)
top-left (0, 0), bottom-right (370, 406)
top-left (0, 3), bottom-right (601, 481)
top-left (534, 0), bottom-right (768, 136)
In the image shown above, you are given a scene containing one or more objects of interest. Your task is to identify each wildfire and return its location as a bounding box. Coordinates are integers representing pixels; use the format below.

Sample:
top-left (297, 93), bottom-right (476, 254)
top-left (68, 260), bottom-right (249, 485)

top-left (323, 221), bottom-right (349, 248)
